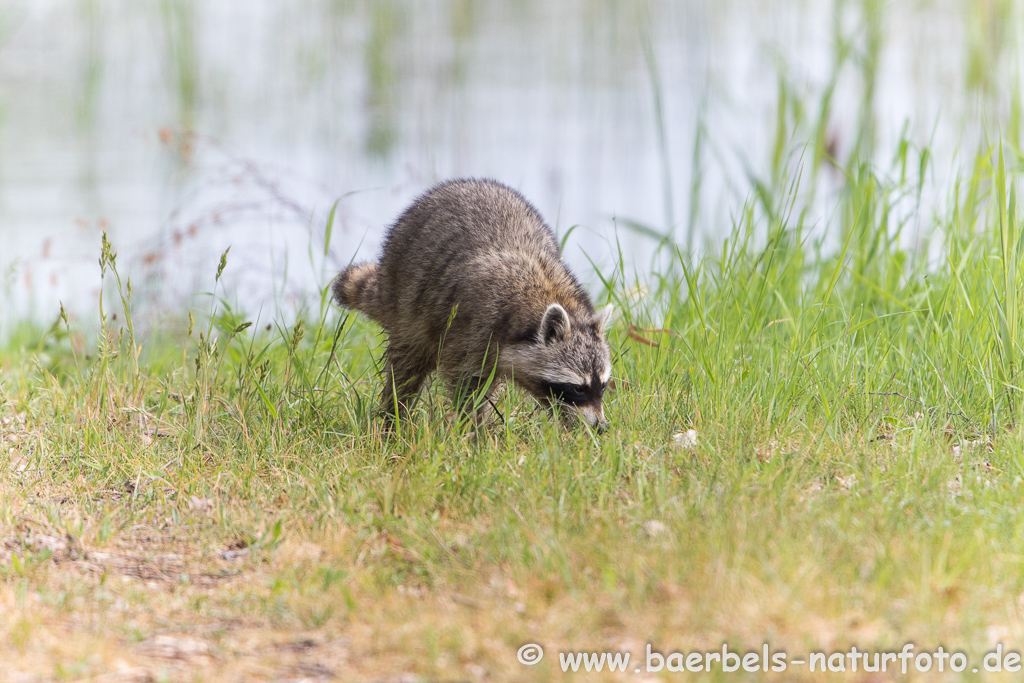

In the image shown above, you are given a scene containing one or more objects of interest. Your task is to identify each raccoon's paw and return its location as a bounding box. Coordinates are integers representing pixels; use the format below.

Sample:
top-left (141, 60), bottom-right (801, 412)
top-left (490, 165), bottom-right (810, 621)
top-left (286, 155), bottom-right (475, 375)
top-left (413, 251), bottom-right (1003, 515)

top-left (372, 412), bottom-right (403, 440)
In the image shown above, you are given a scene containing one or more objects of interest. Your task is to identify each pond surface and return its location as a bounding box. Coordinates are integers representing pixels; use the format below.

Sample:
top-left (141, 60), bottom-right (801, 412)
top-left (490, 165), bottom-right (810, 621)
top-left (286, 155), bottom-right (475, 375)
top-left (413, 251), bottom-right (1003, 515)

top-left (0, 0), bottom-right (1011, 330)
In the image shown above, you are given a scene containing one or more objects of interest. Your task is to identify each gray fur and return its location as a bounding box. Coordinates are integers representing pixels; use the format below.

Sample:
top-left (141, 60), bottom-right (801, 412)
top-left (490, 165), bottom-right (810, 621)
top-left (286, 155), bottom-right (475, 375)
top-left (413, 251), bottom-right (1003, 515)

top-left (333, 178), bottom-right (612, 430)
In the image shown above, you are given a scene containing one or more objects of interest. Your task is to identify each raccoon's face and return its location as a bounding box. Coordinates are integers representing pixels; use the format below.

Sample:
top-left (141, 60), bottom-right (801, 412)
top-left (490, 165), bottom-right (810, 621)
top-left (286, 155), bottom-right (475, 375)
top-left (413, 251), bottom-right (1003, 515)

top-left (504, 303), bottom-right (613, 432)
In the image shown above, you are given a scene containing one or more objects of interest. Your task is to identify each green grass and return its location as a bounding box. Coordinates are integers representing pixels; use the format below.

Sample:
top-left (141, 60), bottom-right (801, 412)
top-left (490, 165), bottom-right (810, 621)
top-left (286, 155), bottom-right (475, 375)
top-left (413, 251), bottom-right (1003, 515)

top-left (4, 2), bottom-right (1024, 677)
top-left (2, 133), bottom-right (1024, 681)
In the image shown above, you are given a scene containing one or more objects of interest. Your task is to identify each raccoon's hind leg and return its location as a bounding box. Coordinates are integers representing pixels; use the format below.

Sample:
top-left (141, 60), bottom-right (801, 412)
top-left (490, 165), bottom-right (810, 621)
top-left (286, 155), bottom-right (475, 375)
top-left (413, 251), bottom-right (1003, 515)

top-left (377, 341), bottom-right (436, 424)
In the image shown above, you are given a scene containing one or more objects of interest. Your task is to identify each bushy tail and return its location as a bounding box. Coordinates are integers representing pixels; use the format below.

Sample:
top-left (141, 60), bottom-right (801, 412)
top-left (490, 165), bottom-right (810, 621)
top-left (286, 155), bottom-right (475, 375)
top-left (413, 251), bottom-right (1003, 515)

top-left (332, 262), bottom-right (385, 323)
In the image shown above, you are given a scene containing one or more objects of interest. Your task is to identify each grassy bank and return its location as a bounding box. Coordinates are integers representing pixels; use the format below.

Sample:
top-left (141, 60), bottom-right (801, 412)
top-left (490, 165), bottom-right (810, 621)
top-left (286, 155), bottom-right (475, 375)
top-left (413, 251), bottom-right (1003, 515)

top-left (2, 139), bottom-right (1024, 682)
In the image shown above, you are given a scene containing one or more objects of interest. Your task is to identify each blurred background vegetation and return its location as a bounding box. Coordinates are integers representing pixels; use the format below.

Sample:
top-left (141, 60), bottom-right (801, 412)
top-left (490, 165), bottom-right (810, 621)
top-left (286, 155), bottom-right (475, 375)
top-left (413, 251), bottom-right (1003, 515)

top-left (3, 6), bottom-right (1024, 678)
top-left (0, 0), bottom-right (1020, 333)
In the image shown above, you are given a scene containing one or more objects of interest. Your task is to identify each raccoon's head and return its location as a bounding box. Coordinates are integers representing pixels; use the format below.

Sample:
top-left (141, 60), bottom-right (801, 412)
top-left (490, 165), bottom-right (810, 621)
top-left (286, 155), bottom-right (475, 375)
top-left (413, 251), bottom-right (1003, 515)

top-left (505, 303), bottom-right (613, 432)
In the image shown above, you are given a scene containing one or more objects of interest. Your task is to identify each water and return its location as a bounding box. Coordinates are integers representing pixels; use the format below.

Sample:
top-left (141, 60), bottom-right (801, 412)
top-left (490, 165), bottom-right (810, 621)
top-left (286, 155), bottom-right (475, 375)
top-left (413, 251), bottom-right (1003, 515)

top-left (0, 0), bottom-right (1012, 331)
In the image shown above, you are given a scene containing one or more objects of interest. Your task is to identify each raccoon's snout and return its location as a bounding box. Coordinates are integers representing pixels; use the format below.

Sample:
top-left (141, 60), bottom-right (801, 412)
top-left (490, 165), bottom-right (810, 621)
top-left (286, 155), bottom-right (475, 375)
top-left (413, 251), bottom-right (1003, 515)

top-left (575, 403), bottom-right (607, 434)
top-left (590, 415), bottom-right (609, 434)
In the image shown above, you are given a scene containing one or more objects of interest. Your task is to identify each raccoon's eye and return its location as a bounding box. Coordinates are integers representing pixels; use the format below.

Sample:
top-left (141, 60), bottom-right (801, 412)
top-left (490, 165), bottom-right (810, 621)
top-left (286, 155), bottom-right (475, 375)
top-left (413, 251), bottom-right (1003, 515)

top-left (546, 382), bottom-right (589, 405)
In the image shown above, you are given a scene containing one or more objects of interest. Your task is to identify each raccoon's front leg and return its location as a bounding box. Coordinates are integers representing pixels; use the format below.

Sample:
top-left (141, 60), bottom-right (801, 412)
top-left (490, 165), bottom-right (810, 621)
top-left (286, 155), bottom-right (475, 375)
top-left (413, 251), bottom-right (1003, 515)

top-left (378, 341), bottom-right (435, 423)
top-left (448, 374), bottom-right (503, 427)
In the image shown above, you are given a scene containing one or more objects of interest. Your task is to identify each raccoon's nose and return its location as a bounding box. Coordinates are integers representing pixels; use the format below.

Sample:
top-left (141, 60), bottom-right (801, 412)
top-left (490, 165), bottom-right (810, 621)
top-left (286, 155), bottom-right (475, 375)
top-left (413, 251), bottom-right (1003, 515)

top-left (577, 405), bottom-right (605, 432)
top-left (583, 405), bottom-right (608, 434)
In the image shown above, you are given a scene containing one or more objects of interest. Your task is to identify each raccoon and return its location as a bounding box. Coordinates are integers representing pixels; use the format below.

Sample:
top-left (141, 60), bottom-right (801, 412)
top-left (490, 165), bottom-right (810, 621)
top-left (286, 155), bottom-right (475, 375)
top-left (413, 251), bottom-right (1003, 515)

top-left (333, 178), bottom-right (612, 431)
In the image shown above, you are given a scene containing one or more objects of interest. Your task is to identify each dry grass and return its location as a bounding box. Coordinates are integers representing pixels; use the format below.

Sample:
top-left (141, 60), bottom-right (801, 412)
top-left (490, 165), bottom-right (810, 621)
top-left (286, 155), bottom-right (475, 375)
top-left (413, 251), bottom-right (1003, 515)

top-left (7, 117), bottom-right (1024, 683)
top-left (0, 401), bottom-right (1019, 683)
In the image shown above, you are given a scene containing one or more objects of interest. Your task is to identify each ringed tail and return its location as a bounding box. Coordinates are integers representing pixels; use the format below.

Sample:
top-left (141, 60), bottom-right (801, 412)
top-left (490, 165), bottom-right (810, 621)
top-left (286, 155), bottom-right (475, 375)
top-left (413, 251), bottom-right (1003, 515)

top-left (332, 262), bottom-right (385, 323)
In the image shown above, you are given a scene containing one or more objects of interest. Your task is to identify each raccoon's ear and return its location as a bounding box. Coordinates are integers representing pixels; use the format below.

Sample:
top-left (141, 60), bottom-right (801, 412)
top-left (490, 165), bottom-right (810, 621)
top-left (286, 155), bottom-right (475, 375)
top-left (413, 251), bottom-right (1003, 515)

top-left (593, 304), bottom-right (614, 334)
top-left (539, 303), bottom-right (571, 345)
